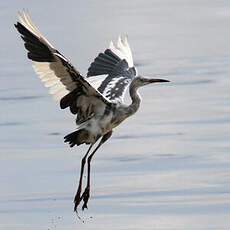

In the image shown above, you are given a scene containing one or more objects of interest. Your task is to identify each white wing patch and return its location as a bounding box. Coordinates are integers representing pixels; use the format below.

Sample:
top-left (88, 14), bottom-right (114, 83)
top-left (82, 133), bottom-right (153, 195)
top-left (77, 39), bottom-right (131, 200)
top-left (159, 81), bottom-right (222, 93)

top-left (86, 74), bottom-right (108, 90)
top-left (17, 9), bottom-right (77, 100)
top-left (17, 9), bottom-right (54, 49)
top-left (109, 36), bottom-right (134, 68)
top-left (32, 60), bottom-right (76, 100)
top-left (102, 76), bottom-right (129, 102)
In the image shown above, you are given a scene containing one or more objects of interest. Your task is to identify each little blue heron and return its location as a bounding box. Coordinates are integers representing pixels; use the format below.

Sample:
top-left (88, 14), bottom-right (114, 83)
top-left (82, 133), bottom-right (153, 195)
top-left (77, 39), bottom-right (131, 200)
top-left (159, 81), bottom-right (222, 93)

top-left (15, 9), bottom-right (169, 212)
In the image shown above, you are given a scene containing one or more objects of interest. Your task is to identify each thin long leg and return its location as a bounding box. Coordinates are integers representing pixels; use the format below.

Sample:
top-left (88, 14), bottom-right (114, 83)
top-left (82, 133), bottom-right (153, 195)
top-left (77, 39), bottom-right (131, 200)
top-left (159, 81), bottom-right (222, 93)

top-left (81, 131), bottom-right (113, 210)
top-left (74, 143), bottom-right (94, 212)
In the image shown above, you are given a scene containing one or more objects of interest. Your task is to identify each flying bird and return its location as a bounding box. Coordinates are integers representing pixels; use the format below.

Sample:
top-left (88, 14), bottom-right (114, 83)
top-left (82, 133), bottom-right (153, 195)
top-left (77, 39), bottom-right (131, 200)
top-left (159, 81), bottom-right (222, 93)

top-left (15, 9), bottom-right (169, 212)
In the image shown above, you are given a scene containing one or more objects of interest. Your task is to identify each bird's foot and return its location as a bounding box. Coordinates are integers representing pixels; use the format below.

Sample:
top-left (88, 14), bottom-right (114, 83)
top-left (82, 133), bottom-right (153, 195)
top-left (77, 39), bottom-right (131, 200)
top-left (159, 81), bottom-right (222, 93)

top-left (74, 189), bottom-right (82, 212)
top-left (81, 186), bottom-right (90, 210)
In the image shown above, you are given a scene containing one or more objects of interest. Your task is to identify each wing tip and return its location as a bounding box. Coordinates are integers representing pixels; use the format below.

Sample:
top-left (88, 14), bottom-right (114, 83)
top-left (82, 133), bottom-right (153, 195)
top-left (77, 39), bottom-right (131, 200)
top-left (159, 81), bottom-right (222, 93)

top-left (16, 9), bottom-right (54, 49)
top-left (109, 34), bottom-right (134, 67)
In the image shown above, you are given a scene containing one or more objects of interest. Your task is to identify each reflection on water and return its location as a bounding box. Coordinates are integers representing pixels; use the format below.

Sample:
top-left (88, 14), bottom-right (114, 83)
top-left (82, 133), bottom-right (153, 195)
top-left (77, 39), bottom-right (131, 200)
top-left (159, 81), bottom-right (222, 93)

top-left (1, 0), bottom-right (230, 229)
top-left (0, 122), bottom-right (24, 126)
top-left (0, 95), bottom-right (42, 101)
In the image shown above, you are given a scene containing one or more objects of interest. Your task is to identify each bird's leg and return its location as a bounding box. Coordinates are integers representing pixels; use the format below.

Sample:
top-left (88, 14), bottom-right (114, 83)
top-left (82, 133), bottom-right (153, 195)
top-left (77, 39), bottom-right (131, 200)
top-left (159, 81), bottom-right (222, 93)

top-left (81, 131), bottom-right (113, 210)
top-left (74, 143), bottom-right (94, 212)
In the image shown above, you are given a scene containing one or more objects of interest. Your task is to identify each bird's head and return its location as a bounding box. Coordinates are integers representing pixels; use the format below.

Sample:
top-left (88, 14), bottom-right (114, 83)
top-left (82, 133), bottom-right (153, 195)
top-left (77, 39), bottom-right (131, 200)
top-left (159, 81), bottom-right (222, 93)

top-left (131, 76), bottom-right (170, 88)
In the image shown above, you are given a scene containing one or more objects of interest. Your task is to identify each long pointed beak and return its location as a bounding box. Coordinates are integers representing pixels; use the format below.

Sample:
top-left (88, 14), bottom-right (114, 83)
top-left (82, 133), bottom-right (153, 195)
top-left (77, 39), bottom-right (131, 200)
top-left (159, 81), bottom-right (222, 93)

top-left (148, 78), bottom-right (170, 83)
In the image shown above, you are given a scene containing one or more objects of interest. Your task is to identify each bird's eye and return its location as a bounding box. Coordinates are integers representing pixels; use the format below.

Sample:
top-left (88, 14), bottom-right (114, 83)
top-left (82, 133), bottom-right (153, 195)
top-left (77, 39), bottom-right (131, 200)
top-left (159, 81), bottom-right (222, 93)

top-left (140, 78), bottom-right (145, 83)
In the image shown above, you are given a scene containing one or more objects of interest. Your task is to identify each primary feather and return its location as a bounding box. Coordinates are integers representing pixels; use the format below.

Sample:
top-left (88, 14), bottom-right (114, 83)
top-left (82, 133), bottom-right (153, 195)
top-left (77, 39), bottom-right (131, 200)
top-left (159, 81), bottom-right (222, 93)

top-left (87, 36), bottom-right (137, 103)
top-left (15, 9), bottom-right (112, 128)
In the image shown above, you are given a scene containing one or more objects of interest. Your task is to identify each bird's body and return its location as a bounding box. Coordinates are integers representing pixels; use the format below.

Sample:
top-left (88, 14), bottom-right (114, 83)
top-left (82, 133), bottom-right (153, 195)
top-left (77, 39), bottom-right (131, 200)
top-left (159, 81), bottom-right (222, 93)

top-left (15, 9), bottom-right (169, 211)
top-left (63, 77), bottom-right (156, 147)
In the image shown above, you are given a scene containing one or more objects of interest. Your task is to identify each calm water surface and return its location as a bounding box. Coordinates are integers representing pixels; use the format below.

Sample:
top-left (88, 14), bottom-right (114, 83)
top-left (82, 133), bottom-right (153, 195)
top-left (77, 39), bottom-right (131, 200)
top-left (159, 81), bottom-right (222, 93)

top-left (1, 0), bottom-right (230, 229)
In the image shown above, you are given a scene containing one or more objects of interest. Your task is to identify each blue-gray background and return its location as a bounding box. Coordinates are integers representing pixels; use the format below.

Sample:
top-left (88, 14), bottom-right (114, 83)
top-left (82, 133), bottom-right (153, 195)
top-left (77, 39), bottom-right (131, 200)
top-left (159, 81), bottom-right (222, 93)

top-left (1, 0), bottom-right (230, 229)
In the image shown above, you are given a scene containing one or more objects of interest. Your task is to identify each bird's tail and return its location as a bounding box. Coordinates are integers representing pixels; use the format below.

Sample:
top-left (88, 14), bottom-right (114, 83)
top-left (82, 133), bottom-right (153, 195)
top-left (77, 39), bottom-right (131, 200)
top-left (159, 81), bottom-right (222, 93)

top-left (64, 129), bottom-right (90, 148)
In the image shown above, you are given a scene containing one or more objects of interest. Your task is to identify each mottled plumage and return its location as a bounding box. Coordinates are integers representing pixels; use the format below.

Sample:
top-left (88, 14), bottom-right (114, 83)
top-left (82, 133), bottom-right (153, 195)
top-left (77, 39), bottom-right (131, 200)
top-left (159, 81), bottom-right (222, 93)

top-left (15, 9), bottom-right (169, 211)
top-left (87, 47), bottom-right (136, 103)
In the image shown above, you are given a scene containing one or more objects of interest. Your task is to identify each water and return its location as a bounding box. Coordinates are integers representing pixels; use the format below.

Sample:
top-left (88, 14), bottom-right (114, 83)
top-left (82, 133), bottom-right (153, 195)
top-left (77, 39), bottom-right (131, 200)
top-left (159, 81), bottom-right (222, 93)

top-left (1, 0), bottom-right (230, 229)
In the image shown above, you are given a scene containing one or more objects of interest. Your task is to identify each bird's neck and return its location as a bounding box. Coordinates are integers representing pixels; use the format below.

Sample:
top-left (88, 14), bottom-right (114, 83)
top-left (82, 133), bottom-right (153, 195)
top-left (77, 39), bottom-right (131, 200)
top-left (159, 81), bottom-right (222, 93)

top-left (127, 86), bottom-right (141, 116)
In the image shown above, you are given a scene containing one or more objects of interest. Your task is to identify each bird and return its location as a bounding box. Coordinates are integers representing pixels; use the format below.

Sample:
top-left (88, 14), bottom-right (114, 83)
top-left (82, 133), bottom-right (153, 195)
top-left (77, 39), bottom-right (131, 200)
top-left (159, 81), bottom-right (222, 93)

top-left (15, 9), bottom-right (169, 212)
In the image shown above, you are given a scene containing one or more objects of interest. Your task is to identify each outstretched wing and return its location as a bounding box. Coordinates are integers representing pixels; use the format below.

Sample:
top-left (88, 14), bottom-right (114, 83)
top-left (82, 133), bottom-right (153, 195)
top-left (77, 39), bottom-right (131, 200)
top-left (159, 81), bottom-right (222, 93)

top-left (87, 36), bottom-right (137, 103)
top-left (15, 9), bottom-right (112, 125)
